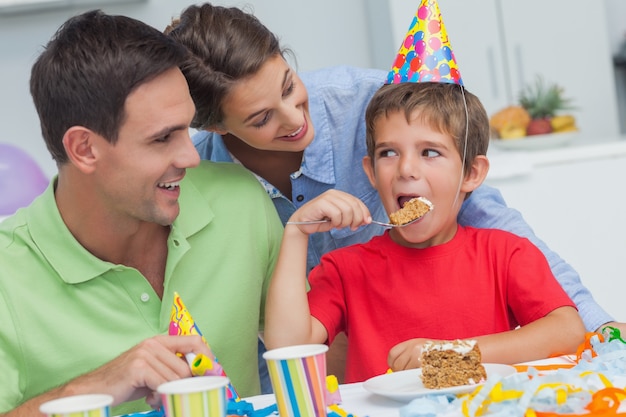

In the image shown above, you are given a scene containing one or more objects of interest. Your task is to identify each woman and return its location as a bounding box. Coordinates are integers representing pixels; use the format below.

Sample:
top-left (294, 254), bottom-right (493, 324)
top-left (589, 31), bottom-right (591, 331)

top-left (165, 2), bottom-right (620, 386)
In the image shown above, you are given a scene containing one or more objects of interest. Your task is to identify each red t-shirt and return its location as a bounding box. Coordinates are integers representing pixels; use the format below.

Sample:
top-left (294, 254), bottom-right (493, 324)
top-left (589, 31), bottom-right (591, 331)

top-left (307, 225), bottom-right (575, 383)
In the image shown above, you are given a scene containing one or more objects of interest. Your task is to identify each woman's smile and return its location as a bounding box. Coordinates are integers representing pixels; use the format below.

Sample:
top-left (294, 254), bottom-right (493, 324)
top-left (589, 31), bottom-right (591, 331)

top-left (277, 117), bottom-right (309, 143)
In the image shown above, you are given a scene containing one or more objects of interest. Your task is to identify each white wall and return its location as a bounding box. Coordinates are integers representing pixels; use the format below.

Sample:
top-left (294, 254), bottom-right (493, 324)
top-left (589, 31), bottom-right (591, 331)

top-left (605, 0), bottom-right (626, 135)
top-left (486, 141), bottom-right (626, 321)
top-left (605, 0), bottom-right (626, 54)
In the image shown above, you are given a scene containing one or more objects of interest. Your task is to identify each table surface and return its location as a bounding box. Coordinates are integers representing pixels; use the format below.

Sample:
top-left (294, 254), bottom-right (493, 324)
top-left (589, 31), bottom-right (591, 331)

top-left (246, 381), bottom-right (402, 417)
top-left (243, 356), bottom-right (625, 417)
top-left (115, 356), bottom-right (624, 417)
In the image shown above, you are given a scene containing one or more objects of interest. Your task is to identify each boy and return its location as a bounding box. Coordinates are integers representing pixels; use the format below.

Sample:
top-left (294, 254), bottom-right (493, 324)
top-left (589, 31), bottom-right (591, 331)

top-left (264, 82), bottom-right (585, 383)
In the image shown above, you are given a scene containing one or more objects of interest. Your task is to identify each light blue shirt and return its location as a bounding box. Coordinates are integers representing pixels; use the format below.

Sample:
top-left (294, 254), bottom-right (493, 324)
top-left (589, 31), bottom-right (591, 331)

top-left (193, 65), bottom-right (612, 331)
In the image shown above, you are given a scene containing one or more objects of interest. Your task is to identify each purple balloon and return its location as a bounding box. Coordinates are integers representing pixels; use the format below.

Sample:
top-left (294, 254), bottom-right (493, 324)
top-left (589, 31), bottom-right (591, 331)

top-left (0, 143), bottom-right (49, 215)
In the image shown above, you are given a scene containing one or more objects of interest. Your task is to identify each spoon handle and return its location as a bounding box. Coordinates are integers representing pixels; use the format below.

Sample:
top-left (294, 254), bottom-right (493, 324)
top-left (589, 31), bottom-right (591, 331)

top-left (287, 219), bottom-right (394, 227)
top-left (286, 217), bottom-right (425, 228)
top-left (285, 219), bottom-right (329, 225)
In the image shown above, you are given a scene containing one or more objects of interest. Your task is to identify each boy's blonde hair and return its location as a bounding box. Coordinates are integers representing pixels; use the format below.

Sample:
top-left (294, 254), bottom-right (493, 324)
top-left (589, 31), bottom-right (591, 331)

top-left (365, 82), bottom-right (489, 176)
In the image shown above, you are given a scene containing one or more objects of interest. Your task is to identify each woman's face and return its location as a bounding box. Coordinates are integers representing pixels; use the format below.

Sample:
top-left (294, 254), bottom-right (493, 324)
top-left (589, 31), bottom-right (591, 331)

top-left (214, 55), bottom-right (315, 152)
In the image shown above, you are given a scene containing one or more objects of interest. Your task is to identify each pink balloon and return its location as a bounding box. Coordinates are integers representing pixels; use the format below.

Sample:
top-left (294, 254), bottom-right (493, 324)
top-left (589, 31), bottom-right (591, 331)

top-left (0, 143), bottom-right (49, 215)
top-left (403, 34), bottom-right (414, 49)
top-left (417, 5), bottom-right (429, 20)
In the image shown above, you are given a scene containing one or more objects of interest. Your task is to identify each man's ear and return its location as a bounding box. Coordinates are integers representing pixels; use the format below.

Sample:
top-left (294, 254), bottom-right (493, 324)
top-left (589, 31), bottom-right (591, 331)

top-left (461, 155), bottom-right (489, 193)
top-left (362, 156), bottom-right (377, 189)
top-left (62, 126), bottom-right (98, 174)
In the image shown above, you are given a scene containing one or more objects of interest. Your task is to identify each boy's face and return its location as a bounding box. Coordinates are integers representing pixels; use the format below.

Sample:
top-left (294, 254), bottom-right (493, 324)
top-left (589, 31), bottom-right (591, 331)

top-left (362, 110), bottom-right (478, 248)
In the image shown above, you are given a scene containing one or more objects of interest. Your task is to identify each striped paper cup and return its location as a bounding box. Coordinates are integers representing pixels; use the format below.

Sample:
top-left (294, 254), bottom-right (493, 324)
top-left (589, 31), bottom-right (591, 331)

top-left (39, 394), bottom-right (113, 417)
top-left (157, 376), bottom-right (229, 417)
top-left (263, 344), bottom-right (329, 417)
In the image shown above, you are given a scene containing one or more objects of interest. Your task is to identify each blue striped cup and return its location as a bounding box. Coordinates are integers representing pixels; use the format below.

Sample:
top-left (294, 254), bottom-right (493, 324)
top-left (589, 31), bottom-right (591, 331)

top-left (157, 376), bottom-right (229, 417)
top-left (263, 344), bottom-right (329, 417)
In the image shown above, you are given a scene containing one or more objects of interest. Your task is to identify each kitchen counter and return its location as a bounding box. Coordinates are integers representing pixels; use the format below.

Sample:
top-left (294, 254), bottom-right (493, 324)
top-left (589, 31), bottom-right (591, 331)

top-left (487, 134), bottom-right (626, 180)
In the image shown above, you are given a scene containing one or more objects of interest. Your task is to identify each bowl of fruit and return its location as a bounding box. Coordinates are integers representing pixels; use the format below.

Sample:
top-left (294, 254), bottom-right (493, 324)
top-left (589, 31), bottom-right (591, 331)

top-left (490, 76), bottom-right (579, 150)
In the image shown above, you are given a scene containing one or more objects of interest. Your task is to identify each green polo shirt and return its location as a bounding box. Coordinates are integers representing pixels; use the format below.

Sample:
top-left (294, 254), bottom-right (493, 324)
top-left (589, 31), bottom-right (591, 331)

top-left (0, 161), bottom-right (283, 415)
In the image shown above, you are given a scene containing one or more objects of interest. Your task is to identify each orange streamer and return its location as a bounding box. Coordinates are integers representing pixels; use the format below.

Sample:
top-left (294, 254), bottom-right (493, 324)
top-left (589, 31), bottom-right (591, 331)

top-left (526, 388), bottom-right (626, 417)
top-left (576, 332), bottom-right (605, 362)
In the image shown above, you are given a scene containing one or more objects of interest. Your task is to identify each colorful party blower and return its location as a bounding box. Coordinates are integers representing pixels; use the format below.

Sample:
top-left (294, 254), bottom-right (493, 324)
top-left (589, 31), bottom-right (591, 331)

top-left (387, 0), bottom-right (463, 85)
top-left (169, 292), bottom-right (239, 401)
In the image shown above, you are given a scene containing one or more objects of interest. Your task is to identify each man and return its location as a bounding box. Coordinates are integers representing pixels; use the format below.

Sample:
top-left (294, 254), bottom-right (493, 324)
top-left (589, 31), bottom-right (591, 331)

top-left (0, 10), bottom-right (283, 416)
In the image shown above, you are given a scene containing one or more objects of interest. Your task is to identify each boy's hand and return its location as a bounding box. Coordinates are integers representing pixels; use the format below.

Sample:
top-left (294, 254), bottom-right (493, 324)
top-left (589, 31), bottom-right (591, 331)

top-left (286, 190), bottom-right (372, 234)
top-left (388, 338), bottom-right (434, 371)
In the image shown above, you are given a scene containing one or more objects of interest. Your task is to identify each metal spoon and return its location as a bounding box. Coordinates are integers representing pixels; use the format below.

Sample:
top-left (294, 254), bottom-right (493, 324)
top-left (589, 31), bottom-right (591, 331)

top-left (286, 213), bottom-right (427, 228)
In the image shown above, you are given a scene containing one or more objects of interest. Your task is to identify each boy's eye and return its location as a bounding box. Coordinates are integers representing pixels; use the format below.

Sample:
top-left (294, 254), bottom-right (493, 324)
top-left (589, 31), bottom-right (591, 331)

top-left (423, 149), bottom-right (440, 158)
top-left (377, 149), bottom-right (397, 158)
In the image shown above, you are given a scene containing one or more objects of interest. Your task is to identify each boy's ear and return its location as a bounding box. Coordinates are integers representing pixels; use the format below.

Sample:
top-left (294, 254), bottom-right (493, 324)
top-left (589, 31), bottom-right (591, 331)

top-left (63, 126), bottom-right (99, 174)
top-left (461, 155), bottom-right (489, 193)
top-left (362, 156), bottom-right (377, 189)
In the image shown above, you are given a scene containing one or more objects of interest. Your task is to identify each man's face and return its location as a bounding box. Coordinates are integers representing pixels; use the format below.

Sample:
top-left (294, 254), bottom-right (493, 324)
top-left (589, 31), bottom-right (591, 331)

top-left (92, 67), bottom-right (199, 227)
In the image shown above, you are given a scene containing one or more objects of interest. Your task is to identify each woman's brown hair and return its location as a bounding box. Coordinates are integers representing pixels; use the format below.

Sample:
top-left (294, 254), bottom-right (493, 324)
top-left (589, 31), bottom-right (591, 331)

top-left (166, 3), bottom-right (291, 130)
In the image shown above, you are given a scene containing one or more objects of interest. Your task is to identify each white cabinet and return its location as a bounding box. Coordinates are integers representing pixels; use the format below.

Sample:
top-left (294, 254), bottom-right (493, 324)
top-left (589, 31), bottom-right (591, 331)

top-left (485, 139), bottom-right (626, 321)
top-left (371, 0), bottom-right (620, 141)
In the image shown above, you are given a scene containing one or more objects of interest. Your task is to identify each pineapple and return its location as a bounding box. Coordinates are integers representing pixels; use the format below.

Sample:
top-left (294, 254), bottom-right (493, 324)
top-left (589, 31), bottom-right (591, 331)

top-left (518, 76), bottom-right (576, 136)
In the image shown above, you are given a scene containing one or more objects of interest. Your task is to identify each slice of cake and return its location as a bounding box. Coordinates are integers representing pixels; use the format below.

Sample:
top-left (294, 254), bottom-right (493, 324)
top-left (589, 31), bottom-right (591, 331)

top-left (388, 197), bottom-right (434, 226)
top-left (420, 339), bottom-right (487, 389)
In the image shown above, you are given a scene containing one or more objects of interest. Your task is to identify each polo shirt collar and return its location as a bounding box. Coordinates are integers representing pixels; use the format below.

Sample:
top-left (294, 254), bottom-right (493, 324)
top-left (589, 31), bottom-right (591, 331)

top-left (174, 169), bottom-right (212, 237)
top-left (28, 174), bottom-right (211, 285)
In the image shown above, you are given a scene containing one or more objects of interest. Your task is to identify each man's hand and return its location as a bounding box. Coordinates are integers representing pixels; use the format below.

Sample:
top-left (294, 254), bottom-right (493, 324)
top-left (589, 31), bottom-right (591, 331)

top-left (2, 335), bottom-right (212, 417)
top-left (75, 335), bottom-right (212, 406)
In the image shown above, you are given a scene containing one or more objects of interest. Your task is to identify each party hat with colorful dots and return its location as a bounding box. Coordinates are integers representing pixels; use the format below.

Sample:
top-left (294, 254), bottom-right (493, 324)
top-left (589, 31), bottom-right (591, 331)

top-left (387, 0), bottom-right (463, 85)
top-left (169, 292), bottom-right (239, 400)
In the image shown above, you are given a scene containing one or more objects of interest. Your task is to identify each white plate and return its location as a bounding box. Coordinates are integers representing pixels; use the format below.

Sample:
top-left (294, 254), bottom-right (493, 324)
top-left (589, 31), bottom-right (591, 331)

top-left (491, 132), bottom-right (578, 151)
top-left (363, 363), bottom-right (516, 402)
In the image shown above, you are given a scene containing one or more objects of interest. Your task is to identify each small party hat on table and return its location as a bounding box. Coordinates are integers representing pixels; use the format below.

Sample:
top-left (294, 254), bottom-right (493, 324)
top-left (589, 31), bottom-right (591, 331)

top-left (169, 292), bottom-right (239, 400)
top-left (387, 0), bottom-right (463, 85)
